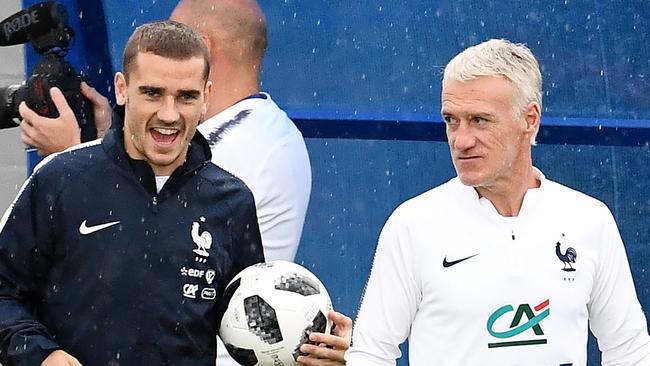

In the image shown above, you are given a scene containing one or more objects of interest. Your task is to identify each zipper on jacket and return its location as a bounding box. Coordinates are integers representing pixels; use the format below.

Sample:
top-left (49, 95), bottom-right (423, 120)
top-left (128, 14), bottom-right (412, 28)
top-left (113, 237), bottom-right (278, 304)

top-left (152, 196), bottom-right (158, 214)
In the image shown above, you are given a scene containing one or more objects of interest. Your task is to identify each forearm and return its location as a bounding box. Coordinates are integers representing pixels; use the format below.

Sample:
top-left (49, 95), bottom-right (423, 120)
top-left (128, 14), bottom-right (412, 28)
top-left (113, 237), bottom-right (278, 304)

top-left (589, 212), bottom-right (650, 364)
top-left (0, 295), bottom-right (59, 365)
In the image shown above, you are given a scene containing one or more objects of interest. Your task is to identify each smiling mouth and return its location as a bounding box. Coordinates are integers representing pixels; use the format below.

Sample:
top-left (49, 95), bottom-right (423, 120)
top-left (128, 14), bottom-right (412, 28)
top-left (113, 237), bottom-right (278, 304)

top-left (150, 127), bottom-right (180, 145)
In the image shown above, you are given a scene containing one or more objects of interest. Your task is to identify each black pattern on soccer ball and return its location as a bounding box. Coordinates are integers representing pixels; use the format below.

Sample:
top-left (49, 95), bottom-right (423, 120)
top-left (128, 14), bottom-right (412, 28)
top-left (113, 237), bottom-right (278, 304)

top-left (224, 343), bottom-right (258, 366)
top-left (275, 272), bottom-right (320, 296)
top-left (292, 310), bottom-right (328, 361)
top-left (244, 295), bottom-right (283, 344)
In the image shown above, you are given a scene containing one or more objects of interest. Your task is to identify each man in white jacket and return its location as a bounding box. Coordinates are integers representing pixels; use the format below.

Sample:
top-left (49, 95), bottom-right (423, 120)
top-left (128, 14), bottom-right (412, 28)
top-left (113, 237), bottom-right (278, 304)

top-left (346, 39), bottom-right (650, 365)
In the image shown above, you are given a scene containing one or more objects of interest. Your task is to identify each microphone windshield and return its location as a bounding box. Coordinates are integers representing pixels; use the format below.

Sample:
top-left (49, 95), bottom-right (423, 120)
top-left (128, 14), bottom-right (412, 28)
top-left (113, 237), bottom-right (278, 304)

top-left (0, 2), bottom-right (66, 47)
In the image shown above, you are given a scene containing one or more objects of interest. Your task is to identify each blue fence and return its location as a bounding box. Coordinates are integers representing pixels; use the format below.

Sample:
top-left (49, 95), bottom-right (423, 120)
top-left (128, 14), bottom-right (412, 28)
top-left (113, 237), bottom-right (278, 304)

top-left (22, 1), bottom-right (650, 364)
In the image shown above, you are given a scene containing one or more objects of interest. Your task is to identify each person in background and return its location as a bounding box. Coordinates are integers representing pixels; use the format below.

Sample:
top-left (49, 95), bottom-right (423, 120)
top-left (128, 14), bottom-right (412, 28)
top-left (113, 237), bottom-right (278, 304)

top-left (346, 39), bottom-right (650, 365)
top-left (0, 20), bottom-right (264, 366)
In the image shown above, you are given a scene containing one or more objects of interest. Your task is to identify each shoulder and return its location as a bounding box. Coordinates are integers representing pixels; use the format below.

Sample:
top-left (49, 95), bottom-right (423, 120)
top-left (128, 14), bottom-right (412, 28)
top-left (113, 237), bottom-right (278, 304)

top-left (398, 178), bottom-right (466, 213)
top-left (539, 179), bottom-right (617, 234)
top-left (201, 93), bottom-right (301, 141)
top-left (32, 139), bottom-right (106, 181)
top-left (197, 163), bottom-right (256, 204)
top-left (387, 178), bottom-right (466, 226)
top-left (543, 179), bottom-right (611, 215)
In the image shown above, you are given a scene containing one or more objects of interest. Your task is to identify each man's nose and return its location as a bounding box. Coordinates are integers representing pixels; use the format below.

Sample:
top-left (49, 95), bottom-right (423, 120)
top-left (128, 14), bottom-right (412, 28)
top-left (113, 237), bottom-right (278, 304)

top-left (157, 96), bottom-right (180, 123)
top-left (452, 122), bottom-right (476, 150)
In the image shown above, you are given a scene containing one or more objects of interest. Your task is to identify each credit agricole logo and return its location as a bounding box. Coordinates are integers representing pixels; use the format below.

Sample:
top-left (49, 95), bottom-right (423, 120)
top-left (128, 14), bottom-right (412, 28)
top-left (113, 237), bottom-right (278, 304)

top-left (486, 299), bottom-right (550, 348)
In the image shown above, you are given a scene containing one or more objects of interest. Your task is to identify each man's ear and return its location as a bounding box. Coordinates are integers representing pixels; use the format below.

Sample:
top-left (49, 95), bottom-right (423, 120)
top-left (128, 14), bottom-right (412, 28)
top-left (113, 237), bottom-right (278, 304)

top-left (201, 34), bottom-right (212, 52)
top-left (522, 101), bottom-right (541, 138)
top-left (202, 80), bottom-right (212, 115)
top-left (114, 72), bottom-right (127, 106)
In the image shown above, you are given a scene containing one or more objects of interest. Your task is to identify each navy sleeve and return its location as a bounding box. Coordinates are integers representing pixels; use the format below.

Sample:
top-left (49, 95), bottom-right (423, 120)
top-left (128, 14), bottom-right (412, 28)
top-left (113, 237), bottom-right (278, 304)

top-left (231, 188), bottom-right (265, 274)
top-left (213, 183), bottom-right (264, 329)
top-left (0, 171), bottom-right (61, 365)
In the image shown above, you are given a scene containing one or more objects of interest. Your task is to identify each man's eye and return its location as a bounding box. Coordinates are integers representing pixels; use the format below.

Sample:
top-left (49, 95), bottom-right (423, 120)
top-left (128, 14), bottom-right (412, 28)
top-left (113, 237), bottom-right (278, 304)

top-left (180, 94), bottom-right (197, 101)
top-left (443, 116), bottom-right (458, 125)
top-left (473, 116), bottom-right (488, 125)
top-left (144, 90), bottom-right (160, 98)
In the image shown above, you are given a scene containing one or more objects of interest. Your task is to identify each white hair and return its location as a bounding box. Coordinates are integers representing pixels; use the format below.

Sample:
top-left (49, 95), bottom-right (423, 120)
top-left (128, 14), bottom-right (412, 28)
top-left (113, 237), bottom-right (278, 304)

top-left (442, 39), bottom-right (542, 144)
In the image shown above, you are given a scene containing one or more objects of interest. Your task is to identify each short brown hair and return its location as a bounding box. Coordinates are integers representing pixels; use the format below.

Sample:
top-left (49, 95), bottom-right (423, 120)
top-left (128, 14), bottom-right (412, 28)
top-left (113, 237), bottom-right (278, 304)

top-left (122, 20), bottom-right (210, 81)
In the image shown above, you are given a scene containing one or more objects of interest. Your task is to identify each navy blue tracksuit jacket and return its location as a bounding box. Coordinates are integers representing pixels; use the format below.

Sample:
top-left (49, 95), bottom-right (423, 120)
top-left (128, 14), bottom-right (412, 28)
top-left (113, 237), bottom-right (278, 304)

top-left (0, 124), bottom-right (264, 365)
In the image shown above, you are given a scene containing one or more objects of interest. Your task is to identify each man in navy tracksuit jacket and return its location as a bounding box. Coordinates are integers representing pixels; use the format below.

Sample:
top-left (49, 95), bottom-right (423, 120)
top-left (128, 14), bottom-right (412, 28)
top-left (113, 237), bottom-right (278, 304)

top-left (0, 21), bottom-right (263, 365)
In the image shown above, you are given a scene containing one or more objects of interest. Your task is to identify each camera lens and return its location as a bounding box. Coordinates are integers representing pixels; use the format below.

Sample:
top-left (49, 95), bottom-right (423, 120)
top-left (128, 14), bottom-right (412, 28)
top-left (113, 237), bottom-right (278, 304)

top-left (0, 84), bottom-right (23, 129)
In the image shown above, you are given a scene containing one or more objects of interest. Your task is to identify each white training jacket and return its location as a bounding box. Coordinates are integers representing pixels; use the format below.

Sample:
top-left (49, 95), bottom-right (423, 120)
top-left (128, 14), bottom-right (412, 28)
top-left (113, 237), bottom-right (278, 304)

top-left (347, 172), bottom-right (650, 366)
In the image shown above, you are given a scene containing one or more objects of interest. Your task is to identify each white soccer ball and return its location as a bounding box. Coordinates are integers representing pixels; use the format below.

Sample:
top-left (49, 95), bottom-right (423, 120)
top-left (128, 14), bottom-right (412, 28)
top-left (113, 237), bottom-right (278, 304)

top-left (219, 260), bottom-right (333, 366)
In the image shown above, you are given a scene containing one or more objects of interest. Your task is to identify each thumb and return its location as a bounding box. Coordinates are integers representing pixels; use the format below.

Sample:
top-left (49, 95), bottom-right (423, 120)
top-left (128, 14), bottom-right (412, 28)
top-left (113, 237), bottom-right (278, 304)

top-left (49, 87), bottom-right (76, 121)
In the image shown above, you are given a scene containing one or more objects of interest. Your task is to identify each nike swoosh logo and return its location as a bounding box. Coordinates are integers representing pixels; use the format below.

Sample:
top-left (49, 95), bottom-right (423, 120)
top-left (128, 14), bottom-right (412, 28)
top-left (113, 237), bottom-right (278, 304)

top-left (442, 253), bottom-right (479, 268)
top-left (79, 220), bottom-right (121, 235)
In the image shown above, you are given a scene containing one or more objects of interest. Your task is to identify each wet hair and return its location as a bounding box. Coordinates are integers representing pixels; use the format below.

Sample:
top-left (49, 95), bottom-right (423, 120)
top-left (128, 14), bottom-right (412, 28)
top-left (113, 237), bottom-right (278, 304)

top-left (443, 39), bottom-right (542, 143)
top-left (122, 20), bottom-right (210, 81)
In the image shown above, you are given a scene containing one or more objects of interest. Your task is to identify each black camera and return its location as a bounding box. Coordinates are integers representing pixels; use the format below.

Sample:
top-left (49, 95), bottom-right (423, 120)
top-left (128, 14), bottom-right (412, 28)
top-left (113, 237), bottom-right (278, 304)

top-left (0, 1), bottom-right (95, 142)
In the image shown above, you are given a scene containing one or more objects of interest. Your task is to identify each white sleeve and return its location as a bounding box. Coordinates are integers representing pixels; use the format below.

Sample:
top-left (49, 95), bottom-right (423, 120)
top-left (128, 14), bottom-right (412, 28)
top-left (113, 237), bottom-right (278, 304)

top-left (250, 135), bottom-right (311, 262)
top-left (346, 209), bottom-right (421, 365)
top-left (588, 208), bottom-right (650, 365)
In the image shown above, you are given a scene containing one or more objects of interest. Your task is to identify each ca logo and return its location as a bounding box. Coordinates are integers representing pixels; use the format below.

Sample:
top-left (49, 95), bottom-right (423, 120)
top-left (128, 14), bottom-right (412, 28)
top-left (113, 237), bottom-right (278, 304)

top-left (486, 299), bottom-right (550, 348)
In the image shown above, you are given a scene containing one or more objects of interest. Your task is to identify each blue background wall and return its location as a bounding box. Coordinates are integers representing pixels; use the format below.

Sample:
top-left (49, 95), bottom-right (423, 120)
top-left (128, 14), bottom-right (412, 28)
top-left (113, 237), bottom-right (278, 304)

top-left (21, 0), bottom-right (650, 364)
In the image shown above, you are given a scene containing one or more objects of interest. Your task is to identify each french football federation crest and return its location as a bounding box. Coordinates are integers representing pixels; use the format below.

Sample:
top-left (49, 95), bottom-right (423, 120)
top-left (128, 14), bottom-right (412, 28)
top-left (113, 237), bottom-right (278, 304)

top-left (555, 238), bottom-right (577, 272)
top-left (191, 216), bottom-right (212, 258)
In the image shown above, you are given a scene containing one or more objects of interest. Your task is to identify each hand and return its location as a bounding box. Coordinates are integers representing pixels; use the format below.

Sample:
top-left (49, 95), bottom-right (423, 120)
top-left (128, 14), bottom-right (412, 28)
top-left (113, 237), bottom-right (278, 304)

top-left (19, 86), bottom-right (81, 156)
top-left (41, 350), bottom-right (83, 366)
top-left (19, 83), bottom-right (112, 156)
top-left (80, 82), bottom-right (112, 138)
top-left (297, 310), bottom-right (352, 366)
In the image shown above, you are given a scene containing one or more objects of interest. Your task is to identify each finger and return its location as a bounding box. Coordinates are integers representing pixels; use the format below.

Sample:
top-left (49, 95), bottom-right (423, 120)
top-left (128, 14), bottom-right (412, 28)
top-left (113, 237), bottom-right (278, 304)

top-left (296, 354), bottom-right (341, 366)
top-left (328, 311), bottom-right (353, 335)
top-left (49, 87), bottom-right (75, 120)
top-left (20, 126), bottom-right (36, 147)
top-left (308, 332), bottom-right (349, 350)
top-left (80, 82), bottom-right (109, 105)
top-left (300, 343), bottom-right (345, 362)
top-left (18, 101), bottom-right (39, 122)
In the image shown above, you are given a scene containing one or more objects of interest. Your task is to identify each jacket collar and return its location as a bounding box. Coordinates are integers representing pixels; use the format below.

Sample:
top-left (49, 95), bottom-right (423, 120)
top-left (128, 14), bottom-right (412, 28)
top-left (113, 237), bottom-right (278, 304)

top-left (102, 107), bottom-right (212, 196)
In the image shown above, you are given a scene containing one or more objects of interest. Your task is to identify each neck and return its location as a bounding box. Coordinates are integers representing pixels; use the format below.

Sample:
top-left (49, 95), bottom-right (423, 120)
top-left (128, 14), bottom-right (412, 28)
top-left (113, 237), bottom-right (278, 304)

top-left (205, 64), bottom-right (260, 118)
top-left (475, 165), bottom-right (540, 217)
